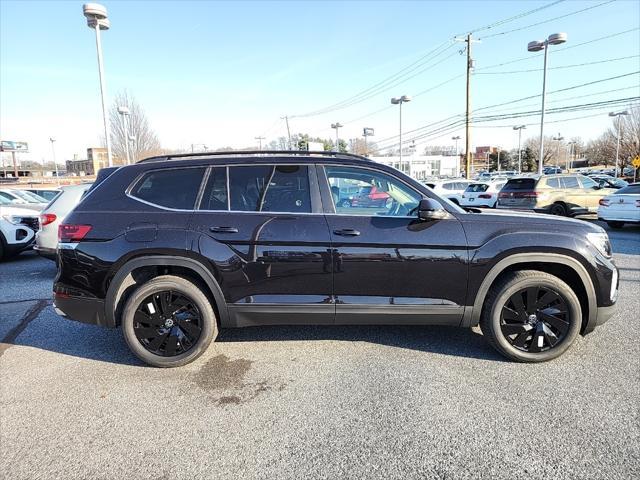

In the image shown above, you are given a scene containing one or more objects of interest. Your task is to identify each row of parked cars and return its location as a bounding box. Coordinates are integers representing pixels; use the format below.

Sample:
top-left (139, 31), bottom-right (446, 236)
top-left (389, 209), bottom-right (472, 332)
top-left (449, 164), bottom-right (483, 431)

top-left (0, 184), bottom-right (90, 260)
top-left (422, 174), bottom-right (639, 228)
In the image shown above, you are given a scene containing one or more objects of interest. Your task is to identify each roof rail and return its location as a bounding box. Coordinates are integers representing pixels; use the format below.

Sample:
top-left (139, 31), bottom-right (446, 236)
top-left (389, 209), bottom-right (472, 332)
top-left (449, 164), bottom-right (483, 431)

top-left (137, 150), bottom-right (371, 164)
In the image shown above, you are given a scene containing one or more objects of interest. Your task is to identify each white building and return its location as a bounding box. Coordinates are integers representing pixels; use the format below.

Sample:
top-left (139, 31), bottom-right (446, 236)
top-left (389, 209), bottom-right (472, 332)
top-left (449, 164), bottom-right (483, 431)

top-left (370, 155), bottom-right (460, 180)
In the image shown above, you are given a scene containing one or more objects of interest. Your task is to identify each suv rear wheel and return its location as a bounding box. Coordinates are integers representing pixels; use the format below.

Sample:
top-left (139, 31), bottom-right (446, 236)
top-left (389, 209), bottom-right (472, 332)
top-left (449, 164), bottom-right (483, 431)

top-left (549, 202), bottom-right (567, 216)
top-left (480, 270), bottom-right (581, 362)
top-left (121, 275), bottom-right (217, 367)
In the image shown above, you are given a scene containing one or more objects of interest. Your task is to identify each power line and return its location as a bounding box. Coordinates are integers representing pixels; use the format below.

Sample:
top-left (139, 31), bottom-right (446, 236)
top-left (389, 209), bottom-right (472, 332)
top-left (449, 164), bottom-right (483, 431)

top-left (480, 0), bottom-right (616, 39)
top-left (474, 55), bottom-right (639, 75)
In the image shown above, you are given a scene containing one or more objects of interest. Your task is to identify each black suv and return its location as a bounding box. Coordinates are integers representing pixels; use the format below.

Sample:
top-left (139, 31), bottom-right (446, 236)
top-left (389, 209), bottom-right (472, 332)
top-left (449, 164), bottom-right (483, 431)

top-left (54, 151), bottom-right (618, 367)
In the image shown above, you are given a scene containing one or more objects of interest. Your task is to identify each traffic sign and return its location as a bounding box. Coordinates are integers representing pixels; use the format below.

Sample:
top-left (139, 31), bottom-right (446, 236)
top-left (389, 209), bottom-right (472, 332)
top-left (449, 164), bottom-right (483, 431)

top-left (632, 156), bottom-right (640, 168)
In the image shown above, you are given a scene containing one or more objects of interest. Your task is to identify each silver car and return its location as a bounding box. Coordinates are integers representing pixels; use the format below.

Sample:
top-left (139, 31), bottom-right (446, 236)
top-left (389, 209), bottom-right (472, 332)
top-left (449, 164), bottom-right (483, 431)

top-left (35, 183), bottom-right (92, 259)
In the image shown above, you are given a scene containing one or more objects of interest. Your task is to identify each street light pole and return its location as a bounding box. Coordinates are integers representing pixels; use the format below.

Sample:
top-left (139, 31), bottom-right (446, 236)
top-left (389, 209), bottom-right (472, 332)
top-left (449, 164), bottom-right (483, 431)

top-left (363, 128), bottom-right (374, 157)
top-left (553, 133), bottom-right (564, 170)
top-left (513, 125), bottom-right (526, 174)
top-left (391, 95), bottom-right (411, 174)
top-left (49, 137), bottom-right (60, 186)
top-left (331, 123), bottom-right (343, 152)
top-left (452, 136), bottom-right (461, 176)
top-left (117, 106), bottom-right (131, 165)
top-left (255, 136), bottom-right (265, 150)
top-left (609, 110), bottom-right (629, 177)
top-left (83, 3), bottom-right (113, 167)
top-left (528, 33), bottom-right (567, 175)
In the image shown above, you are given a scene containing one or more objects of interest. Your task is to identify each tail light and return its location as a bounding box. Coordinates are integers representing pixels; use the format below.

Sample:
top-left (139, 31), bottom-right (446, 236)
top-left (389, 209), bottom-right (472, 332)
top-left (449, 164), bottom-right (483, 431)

top-left (58, 224), bottom-right (92, 242)
top-left (599, 199), bottom-right (610, 207)
top-left (40, 213), bottom-right (57, 226)
top-left (478, 194), bottom-right (492, 199)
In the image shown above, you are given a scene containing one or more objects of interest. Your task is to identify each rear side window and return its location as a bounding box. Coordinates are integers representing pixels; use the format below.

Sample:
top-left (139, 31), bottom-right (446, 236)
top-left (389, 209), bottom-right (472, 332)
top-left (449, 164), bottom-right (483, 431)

top-left (547, 178), bottom-right (561, 188)
top-left (616, 184), bottom-right (640, 194)
top-left (563, 176), bottom-right (580, 189)
top-left (229, 165), bottom-right (311, 213)
top-left (199, 167), bottom-right (228, 210)
top-left (466, 184), bottom-right (489, 192)
top-left (130, 168), bottom-right (205, 210)
top-left (502, 178), bottom-right (536, 191)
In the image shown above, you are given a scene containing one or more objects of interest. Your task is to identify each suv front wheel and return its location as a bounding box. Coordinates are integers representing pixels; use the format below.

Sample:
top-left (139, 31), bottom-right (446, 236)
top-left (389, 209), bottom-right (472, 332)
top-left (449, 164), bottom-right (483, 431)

top-left (121, 275), bottom-right (217, 367)
top-left (480, 270), bottom-right (581, 362)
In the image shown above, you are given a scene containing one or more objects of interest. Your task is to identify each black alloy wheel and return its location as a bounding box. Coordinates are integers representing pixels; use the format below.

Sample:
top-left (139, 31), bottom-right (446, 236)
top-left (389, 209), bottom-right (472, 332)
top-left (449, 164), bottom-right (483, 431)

top-left (500, 286), bottom-right (569, 353)
top-left (549, 203), bottom-right (567, 216)
top-left (133, 290), bottom-right (203, 357)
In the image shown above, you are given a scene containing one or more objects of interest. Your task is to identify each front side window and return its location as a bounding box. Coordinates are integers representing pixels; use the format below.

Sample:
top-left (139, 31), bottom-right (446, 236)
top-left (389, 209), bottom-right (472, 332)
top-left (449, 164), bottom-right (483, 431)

top-left (580, 176), bottom-right (598, 189)
top-left (130, 167), bottom-right (206, 209)
top-left (229, 165), bottom-right (311, 213)
top-left (325, 166), bottom-right (422, 217)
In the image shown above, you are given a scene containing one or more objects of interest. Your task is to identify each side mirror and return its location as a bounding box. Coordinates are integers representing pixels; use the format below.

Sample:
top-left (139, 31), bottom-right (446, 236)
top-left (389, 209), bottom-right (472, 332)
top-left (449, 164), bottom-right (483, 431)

top-left (417, 198), bottom-right (447, 220)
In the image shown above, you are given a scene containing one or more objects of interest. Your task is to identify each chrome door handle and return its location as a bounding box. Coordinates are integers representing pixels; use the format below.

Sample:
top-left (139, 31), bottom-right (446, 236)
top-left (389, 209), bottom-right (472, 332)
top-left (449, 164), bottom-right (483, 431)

top-left (333, 229), bottom-right (361, 236)
top-left (210, 226), bottom-right (238, 233)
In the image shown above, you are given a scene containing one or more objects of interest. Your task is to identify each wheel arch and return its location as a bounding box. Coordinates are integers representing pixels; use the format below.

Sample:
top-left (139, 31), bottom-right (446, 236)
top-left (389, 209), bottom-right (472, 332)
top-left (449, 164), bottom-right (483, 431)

top-left (465, 253), bottom-right (597, 334)
top-left (105, 255), bottom-right (229, 328)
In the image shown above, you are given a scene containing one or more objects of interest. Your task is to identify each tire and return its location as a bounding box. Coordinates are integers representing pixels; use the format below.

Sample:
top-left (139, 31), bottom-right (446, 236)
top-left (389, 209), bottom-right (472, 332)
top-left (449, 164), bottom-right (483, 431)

top-left (480, 270), bottom-right (582, 363)
top-left (607, 221), bottom-right (624, 229)
top-left (121, 275), bottom-right (217, 367)
top-left (549, 202), bottom-right (567, 216)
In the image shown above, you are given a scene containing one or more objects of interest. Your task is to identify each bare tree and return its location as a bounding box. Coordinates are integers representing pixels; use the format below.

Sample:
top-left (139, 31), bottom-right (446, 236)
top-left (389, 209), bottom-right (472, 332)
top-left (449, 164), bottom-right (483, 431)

top-left (585, 106), bottom-right (640, 168)
top-left (109, 91), bottom-right (161, 163)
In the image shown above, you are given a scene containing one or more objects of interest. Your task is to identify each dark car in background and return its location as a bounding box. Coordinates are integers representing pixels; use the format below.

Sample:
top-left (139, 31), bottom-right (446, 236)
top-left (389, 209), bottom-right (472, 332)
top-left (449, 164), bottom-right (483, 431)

top-left (53, 151), bottom-right (618, 367)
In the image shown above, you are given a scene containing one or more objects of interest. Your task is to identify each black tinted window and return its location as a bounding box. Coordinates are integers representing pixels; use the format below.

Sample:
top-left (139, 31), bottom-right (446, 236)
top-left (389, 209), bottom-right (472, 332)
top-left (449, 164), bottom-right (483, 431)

top-left (229, 165), bottom-right (311, 213)
top-left (467, 184), bottom-right (489, 192)
top-left (131, 168), bottom-right (205, 209)
top-left (563, 176), bottom-right (580, 189)
top-left (502, 178), bottom-right (536, 191)
top-left (199, 167), bottom-right (228, 210)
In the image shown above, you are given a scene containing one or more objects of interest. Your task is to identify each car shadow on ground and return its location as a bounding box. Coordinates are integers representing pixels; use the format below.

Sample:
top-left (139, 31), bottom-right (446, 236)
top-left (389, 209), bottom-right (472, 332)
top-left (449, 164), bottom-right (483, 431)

top-left (4, 306), bottom-right (505, 366)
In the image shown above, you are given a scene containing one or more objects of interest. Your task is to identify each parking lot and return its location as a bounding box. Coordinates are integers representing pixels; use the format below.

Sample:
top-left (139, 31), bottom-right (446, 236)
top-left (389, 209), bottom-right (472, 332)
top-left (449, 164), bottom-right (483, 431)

top-left (0, 222), bottom-right (638, 480)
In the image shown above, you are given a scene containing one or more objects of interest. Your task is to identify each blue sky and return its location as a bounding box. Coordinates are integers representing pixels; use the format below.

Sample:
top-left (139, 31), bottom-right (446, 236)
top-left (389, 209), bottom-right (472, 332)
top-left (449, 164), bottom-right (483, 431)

top-left (1, 0), bottom-right (639, 162)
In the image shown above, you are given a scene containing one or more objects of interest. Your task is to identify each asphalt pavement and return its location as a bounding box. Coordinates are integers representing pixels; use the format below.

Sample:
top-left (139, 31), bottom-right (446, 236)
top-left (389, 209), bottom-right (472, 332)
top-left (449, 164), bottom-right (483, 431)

top-left (0, 222), bottom-right (638, 480)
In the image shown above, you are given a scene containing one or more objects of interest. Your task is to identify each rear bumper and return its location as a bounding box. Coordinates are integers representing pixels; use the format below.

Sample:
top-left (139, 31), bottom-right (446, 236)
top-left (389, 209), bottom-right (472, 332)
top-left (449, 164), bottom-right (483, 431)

top-left (33, 245), bottom-right (57, 260)
top-left (53, 294), bottom-right (112, 328)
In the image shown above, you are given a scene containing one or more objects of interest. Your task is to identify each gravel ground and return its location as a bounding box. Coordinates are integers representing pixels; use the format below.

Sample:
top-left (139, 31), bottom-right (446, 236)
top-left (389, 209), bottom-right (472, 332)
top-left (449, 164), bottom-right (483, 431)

top-left (0, 223), bottom-right (638, 480)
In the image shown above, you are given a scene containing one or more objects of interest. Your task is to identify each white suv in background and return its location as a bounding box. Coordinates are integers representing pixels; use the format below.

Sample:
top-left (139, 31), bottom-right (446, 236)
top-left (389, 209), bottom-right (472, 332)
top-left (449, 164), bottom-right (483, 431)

top-left (0, 196), bottom-right (40, 260)
top-left (423, 179), bottom-right (474, 205)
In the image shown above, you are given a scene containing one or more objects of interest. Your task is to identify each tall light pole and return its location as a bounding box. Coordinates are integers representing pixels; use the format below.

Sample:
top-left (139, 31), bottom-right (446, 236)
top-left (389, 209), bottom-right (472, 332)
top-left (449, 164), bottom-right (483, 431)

top-left (391, 95), bottom-right (411, 174)
top-left (452, 136), bottom-right (461, 177)
top-left (513, 125), bottom-right (526, 174)
top-left (609, 110), bottom-right (629, 177)
top-left (83, 3), bottom-right (113, 167)
top-left (566, 140), bottom-right (576, 171)
top-left (496, 147), bottom-right (502, 173)
top-left (281, 116), bottom-right (292, 149)
top-left (553, 133), bottom-right (564, 170)
top-left (255, 136), bottom-right (265, 150)
top-left (363, 127), bottom-right (374, 157)
top-left (128, 135), bottom-right (137, 162)
top-left (331, 123), bottom-right (343, 152)
top-left (49, 137), bottom-right (60, 186)
top-left (528, 32), bottom-right (567, 175)
top-left (117, 106), bottom-right (131, 165)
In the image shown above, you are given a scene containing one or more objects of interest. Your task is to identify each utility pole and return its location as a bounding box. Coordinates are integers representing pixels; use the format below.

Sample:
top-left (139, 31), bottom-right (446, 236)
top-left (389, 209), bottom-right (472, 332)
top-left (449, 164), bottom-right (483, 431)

top-left (455, 34), bottom-right (480, 179)
top-left (255, 136), bottom-right (265, 150)
top-left (281, 116), bottom-right (292, 149)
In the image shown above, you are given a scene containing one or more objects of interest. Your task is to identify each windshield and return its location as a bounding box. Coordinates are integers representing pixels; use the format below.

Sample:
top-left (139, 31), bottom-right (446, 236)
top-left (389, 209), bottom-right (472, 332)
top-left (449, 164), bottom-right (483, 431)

top-left (9, 190), bottom-right (45, 203)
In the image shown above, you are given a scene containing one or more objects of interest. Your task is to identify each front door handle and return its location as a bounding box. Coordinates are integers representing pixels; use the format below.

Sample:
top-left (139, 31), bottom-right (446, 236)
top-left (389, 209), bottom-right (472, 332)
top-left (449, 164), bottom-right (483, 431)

top-left (333, 229), bottom-right (361, 236)
top-left (210, 226), bottom-right (239, 233)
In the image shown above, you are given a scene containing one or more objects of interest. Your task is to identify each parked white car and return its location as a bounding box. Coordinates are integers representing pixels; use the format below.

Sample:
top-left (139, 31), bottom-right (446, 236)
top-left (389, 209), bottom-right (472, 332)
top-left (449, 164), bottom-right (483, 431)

top-left (459, 180), bottom-right (507, 208)
top-left (35, 183), bottom-right (92, 259)
top-left (423, 180), bottom-right (474, 205)
top-left (0, 188), bottom-right (48, 211)
top-left (0, 196), bottom-right (40, 260)
top-left (597, 183), bottom-right (640, 228)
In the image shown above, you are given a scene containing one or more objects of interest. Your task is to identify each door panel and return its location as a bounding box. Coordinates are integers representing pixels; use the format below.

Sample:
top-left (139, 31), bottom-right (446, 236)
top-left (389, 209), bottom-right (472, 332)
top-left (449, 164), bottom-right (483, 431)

top-left (321, 165), bottom-right (469, 325)
top-left (191, 165), bottom-right (334, 326)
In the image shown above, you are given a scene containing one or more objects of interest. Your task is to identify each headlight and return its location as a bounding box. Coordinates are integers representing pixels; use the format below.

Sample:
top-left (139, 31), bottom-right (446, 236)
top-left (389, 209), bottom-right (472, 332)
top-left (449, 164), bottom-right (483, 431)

top-left (1, 215), bottom-right (22, 225)
top-left (586, 232), bottom-right (612, 258)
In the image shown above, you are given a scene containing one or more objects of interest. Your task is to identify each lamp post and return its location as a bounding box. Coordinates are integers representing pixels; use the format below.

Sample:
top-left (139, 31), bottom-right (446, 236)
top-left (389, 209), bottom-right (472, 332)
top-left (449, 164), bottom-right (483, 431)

top-left (331, 123), bottom-right (343, 152)
top-left (363, 127), bottom-right (374, 157)
top-left (552, 133), bottom-right (564, 170)
top-left (513, 125), bottom-right (526, 173)
top-left (566, 140), bottom-right (576, 171)
top-left (255, 136), bottom-right (265, 150)
top-left (83, 3), bottom-right (113, 167)
top-left (609, 110), bottom-right (629, 177)
top-left (528, 32), bottom-right (567, 175)
top-left (391, 95), bottom-right (411, 174)
top-left (117, 106), bottom-right (131, 165)
top-left (128, 135), bottom-right (137, 162)
top-left (49, 137), bottom-right (60, 186)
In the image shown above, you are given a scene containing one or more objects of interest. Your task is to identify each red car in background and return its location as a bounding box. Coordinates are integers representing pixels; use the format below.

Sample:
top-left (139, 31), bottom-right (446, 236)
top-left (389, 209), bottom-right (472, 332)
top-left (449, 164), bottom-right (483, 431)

top-left (351, 185), bottom-right (390, 207)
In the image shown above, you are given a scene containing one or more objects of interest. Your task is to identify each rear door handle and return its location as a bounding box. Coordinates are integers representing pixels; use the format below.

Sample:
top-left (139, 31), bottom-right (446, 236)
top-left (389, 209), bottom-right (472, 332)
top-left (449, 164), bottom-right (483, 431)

top-left (210, 226), bottom-right (239, 233)
top-left (333, 229), bottom-right (360, 236)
